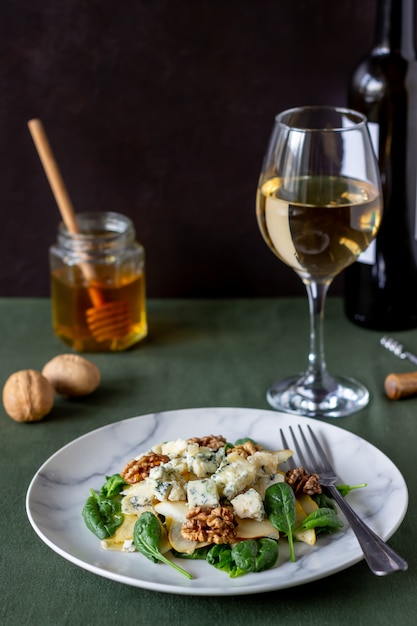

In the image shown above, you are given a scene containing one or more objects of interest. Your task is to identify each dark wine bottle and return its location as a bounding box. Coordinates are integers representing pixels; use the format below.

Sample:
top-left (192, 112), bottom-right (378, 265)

top-left (344, 0), bottom-right (417, 330)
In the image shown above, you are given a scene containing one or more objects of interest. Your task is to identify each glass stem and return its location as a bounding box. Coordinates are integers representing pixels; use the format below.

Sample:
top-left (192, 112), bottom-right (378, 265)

top-left (304, 280), bottom-right (337, 394)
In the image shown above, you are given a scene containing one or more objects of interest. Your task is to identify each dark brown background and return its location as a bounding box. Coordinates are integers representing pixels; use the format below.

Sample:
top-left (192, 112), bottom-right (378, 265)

top-left (0, 0), bottom-right (386, 298)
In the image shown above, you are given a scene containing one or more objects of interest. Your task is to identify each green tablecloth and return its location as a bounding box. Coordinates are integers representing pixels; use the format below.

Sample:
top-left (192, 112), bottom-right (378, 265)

top-left (1, 297), bottom-right (415, 626)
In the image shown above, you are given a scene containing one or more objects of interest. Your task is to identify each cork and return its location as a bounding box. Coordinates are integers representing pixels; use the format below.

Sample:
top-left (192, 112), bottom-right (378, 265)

top-left (384, 371), bottom-right (417, 400)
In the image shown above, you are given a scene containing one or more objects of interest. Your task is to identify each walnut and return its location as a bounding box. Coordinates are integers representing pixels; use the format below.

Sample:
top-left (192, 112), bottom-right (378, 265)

top-left (226, 440), bottom-right (262, 458)
top-left (285, 467), bottom-right (322, 496)
top-left (186, 435), bottom-right (227, 450)
top-left (42, 354), bottom-right (100, 397)
top-left (181, 506), bottom-right (238, 544)
top-left (120, 453), bottom-right (170, 484)
top-left (2, 369), bottom-right (55, 422)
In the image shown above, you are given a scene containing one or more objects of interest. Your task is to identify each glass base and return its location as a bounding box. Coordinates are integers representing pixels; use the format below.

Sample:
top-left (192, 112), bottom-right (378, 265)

top-left (266, 374), bottom-right (369, 418)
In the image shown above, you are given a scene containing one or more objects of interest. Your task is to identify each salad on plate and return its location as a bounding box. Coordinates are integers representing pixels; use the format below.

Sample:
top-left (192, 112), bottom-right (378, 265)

top-left (82, 433), bottom-right (360, 579)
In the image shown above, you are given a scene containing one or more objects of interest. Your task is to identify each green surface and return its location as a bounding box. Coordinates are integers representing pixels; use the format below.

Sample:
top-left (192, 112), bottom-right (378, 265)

top-left (1, 297), bottom-right (415, 626)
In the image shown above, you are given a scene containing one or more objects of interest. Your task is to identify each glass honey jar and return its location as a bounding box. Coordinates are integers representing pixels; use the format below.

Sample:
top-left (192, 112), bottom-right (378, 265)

top-left (49, 211), bottom-right (147, 352)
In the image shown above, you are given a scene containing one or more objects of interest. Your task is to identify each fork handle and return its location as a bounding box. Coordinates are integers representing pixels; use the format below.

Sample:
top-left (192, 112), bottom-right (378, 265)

top-left (327, 485), bottom-right (408, 575)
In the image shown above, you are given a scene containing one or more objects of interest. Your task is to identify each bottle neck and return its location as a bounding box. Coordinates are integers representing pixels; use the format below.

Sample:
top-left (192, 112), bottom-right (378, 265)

top-left (374, 0), bottom-right (415, 58)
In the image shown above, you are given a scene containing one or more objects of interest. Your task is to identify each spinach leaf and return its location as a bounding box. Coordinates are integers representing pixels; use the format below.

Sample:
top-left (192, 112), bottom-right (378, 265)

top-left (224, 436), bottom-right (259, 451)
top-left (172, 546), bottom-right (211, 560)
top-left (99, 474), bottom-right (127, 498)
top-left (234, 437), bottom-right (259, 446)
top-left (337, 483), bottom-right (367, 497)
top-left (231, 538), bottom-right (278, 575)
top-left (254, 538), bottom-right (279, 571)
top-left (313, 491), bottom-right (337, 510)
top-left (82, 489), bottom-right (124, 540)
top-left (264, 482), bottom-right (296, 562)
top-left (133, 512), bottom-right (192, 579)
top-left (82, 473), bottom-right (127, 540)
top-left (206, 539), bottom-right (278, 578)
top-left (297, 507), bottom-right (344, 535)
top-left (206, 545), bottom-right (241, 576)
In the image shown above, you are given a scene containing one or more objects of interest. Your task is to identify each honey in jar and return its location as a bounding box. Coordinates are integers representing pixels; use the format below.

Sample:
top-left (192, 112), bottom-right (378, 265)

top-left (50, 211), bottom-right (147, 352)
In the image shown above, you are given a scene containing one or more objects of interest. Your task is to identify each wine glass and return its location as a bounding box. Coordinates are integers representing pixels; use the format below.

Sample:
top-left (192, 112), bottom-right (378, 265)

top-left (256, 106), bottom-right (382, 418)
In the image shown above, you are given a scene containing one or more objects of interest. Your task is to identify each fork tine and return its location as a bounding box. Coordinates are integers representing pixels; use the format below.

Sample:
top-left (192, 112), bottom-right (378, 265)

top-left (288, 426), bottom-right (309, 467)
top-left (279, 428), bottom-right (296, 469)
top-left (279, 428), bottom-right (290, 450)
top-left (296, 425), bottom-right (326, 473)
top-left (306, 425), bottom-right (333, 472)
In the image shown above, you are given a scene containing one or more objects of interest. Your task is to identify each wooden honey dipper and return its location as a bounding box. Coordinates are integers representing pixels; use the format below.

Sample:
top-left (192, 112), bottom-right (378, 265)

top-left (28, 118), bottom-right (131, 344)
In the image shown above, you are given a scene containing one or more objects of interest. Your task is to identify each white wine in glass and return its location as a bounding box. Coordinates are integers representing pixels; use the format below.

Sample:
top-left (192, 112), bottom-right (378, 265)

top-left (256, 106), bottom-right (382, 417)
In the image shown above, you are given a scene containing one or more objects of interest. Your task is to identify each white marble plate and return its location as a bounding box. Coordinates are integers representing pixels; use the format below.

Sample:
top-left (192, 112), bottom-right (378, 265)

top-left (26, 407), bottom-right (408, 596)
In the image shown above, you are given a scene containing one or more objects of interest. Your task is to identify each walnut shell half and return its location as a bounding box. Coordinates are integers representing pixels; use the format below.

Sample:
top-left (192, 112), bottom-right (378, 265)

top-left (2, 369), bottom-right (55, 422)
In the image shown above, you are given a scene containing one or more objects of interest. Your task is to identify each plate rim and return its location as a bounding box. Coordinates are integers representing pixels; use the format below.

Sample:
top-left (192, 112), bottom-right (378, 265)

top-left (26, 406), bottom-right (409, 596)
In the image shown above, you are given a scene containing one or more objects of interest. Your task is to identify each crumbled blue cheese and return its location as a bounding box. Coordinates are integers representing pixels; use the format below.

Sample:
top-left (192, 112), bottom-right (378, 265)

top-left (231, 488), bottom-right (265, 521)
top-left (187, 478), bottom-right (219, 508)
top-left (253, 473), bottom-right (285, 498)
top-left (121, 482), bottom-right (155, 512)
top-left (148, 464), bottom-right (173, 482)
top-left (122, 539), bottom-right (136, 552)
top-left (186, 444), bottom-right (225, 478)
top-left (248, 451), bottom-right (280, 475)
top-left (165, 457), bottom-right (188, 474)
top-left (167, 481), bottom-right (186, 502)
top-left (212, 455), bottom-right (257, 499)
top-left (161, 438), bottom-right (188, 458)
top-left (148, 464), bottom-right (186, 502)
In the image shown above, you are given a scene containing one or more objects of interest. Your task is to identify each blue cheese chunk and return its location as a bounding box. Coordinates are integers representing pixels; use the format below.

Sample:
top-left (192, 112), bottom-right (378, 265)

top-left (231, 488), bottom-right (265, 521)
top-left (161, 438), bottom-right (188, 458)
top-left (186, 444), bottom-right (224, 478)
top-left (168, 481), bottom-right (187, 502)
top-left (253, 473), bottom-right (285, 498)
top-left (187, 478), bottom-right (219, 508)
top-left (212, 456), bottom-right (257, 500)
top-left (165, 457), bottom-right (188, 474)
top-left (122, 539), bottom-right (136, 552)
top-left (121, 482), bottom-right (155, 513)
top-left (148, 464), bottom-right (186, 502)
top-left (248, 451), bottom-right (281, 475)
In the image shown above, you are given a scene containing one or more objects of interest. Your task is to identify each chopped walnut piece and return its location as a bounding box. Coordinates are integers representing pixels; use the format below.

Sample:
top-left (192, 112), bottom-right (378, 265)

top-left (226, 440), bottom-right (262, 458)
top-left (285, 467), bottom-right (322, 496)
top-left (181, 506), bottom-right (238, 544)
top-left (120, 453), bottom-right (170, 484)
top-left (186, 435), bottom-right (227, 451)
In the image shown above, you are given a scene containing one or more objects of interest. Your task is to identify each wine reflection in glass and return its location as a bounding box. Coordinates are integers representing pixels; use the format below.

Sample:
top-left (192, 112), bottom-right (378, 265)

top-left (256, 106), bottom-right (382, 418)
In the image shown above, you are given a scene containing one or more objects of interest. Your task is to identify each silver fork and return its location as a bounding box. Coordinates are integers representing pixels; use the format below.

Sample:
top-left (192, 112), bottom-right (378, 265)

top-left (280, 424), bottom-right (408, 576)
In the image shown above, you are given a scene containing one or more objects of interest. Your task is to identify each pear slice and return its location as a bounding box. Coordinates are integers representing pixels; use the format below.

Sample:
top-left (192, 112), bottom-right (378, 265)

top-left (297, 492), bottom-right (319, 515)
top-left (293, 498), bottom-right (316, 546)
top-left (153, 501), bottom-right (192, 553)
top-left (276, 449), bottom-right (294, 465)
top-left (236, 517), bottom-right (279, 540)
top-left (100, 507), bottom-right (171, 553)
top-left (100, 514), bottom-right (139, 550)
top-left (293, 527), bottom-right (316, 546)
top-left (154, 500), bottom-right (208, 555)
top-left (154, 500), bottom-right (189, 522)
top-left (166, 519), bottom-right (201, 554)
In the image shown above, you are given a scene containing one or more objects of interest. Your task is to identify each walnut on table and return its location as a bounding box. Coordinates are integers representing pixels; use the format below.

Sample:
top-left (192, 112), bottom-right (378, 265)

top-left (120, 453), bottom-right (170, 484)
top-left (285, 467), bottom-right (322, 496)
top-left (186, 435), bottom-right (227, 450)
top-left (181, 506), bottom-right (238, 544)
